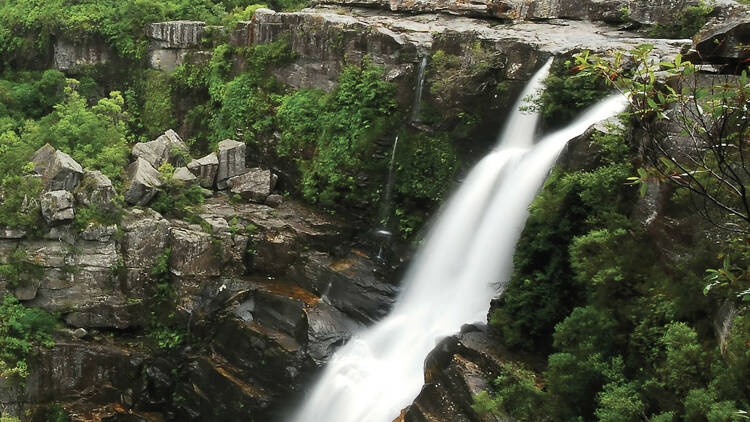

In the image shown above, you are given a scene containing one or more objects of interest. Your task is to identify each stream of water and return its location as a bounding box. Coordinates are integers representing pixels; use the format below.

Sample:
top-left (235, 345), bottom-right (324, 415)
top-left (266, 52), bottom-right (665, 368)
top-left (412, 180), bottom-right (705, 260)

top-left (293, 58), bottom-right (626, 422)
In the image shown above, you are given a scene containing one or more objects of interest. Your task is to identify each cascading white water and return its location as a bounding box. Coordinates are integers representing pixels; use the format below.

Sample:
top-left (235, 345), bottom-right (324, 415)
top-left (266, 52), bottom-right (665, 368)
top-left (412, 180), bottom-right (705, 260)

top-left (293, 58), bottom-right (626, 422)
top-left (410, 56), bottom-right (428, 123)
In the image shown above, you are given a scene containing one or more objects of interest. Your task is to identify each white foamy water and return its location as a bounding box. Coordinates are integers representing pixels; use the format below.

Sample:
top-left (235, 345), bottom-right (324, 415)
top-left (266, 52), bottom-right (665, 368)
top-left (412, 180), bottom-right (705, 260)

top-left (292, 57), bottom-right (626, 422)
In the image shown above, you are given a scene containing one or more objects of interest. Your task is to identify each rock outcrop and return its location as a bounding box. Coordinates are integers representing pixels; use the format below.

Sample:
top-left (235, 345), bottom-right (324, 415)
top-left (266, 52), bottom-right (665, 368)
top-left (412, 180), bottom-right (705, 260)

top-left (694, 7), bottom-right (750, 64)
top-left (146, 21), bottom-right (209, 71)
top-left (74, 170), bottom-right (116, 209)
top-left (53, 37), bottom-right (111, 71)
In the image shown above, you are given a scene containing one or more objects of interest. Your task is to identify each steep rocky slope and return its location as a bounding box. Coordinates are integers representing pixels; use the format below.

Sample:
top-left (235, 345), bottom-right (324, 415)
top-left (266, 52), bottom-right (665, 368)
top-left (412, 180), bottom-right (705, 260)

top-left (0, 0), bottom-right (748, 420)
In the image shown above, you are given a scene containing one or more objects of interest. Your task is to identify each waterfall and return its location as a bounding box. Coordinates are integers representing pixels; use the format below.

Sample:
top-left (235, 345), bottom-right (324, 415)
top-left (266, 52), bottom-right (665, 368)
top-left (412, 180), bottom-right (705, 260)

top-left (410, 56), bottom-right (428, 123)
top-left (292, 59), bottom-right (627, 422)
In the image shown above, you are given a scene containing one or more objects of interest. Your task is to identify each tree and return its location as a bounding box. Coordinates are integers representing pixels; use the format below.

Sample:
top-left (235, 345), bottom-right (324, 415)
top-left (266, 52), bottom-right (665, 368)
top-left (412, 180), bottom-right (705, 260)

top-left (576, 46), bottom-right (750, 233)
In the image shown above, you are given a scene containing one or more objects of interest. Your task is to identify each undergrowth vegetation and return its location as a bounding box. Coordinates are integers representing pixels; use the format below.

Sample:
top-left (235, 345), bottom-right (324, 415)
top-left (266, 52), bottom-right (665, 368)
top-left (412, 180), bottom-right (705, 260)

top-left (0, 295), bottom-right (56, 383)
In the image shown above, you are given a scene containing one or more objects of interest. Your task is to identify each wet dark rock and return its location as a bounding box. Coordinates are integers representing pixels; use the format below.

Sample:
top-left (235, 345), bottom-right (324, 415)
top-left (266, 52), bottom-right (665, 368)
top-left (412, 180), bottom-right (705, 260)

top-left (305, 301), bottom-right (364, 365)
top-left (404, 325), bottom-right (510, 422)
top-left (694, 7), bottom-right (750, 65)
top-left (292, 250), bottom-right (397, 323)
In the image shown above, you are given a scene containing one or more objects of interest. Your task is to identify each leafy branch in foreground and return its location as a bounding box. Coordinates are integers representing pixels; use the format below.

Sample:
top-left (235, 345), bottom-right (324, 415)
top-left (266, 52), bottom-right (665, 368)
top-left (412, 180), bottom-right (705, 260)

top-left (576, 45), bottom-right (750, 233)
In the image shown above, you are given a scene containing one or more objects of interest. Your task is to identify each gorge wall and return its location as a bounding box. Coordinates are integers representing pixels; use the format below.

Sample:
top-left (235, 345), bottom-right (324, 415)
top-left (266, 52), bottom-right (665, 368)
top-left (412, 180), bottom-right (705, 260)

top-left (1, 0), bottom-right (749, 421)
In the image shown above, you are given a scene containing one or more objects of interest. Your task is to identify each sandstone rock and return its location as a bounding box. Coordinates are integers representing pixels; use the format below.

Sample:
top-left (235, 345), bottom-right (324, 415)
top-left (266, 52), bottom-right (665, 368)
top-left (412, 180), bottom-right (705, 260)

top-left (54, 37), bottom-right (110, 71)
top-left (146, 21), bottom-right (206, 48)
top-left (216, 139), bottom-right (247, 189)
top-left (168, 227), bottom-right (222, 277)
top-left (132, 129), bottom-right (190, 169)
top-left (40, 190), bottom-right (75, 224)
top-left (32, 144), bottom-right (84, 192)
top-left (81, 224), bottom-right (118, 242)
top-left (123, 158), bottom-right (163, 205)
top-left (227, 168), bottom-right (276, 202)
top-left (265, 194), bottom-right (283, 207)
top-left (172, 166), bottom-right (198, 184)
top-left (75, 170), bottom-right (117, 208)
top-left (121, 208), bottom-right (170, 269)
top-left (0, 228), bottom-right (27, 239)
top-left (187, 153), bottom-right (219, 188)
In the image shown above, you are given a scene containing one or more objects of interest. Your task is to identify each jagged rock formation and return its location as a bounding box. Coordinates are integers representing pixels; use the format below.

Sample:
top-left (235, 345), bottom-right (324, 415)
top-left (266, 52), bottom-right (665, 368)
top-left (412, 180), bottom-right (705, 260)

top-left (3, 0), bottom-right (749, 420)
top-left (0, 130), bottom-right (396, 421)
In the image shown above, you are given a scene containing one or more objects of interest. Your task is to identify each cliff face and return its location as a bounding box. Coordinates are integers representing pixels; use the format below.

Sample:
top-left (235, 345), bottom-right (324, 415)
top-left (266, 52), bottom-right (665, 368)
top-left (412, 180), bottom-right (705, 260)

top-left (2, 1), bottom-right (749, 421)
top-left (0, 136), bottom-right (395, 421)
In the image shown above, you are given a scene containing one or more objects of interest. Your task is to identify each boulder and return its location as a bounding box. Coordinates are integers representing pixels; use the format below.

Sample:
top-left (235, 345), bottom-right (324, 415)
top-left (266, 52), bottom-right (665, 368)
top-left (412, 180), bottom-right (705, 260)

top-left (31, 144), bottom-right (83, 192)
top-left (40, 190), bottom-right (75, 224)
top-left (123, 158), bottom-right (163, 205)
top-left (74, 170), bottom-right (117, 208)
top-left (187, 153), bottom-right (219, 188)
top-left (216, 139), bottom-right (247, 189)
top-left (694, 9), bottom-right (750, 64)
top-left (172, 166), bottom-right (198, 184)
top-left (227, 168), bottom-right (277, 202)
top-left (132, 129), bottom-right (190, 169)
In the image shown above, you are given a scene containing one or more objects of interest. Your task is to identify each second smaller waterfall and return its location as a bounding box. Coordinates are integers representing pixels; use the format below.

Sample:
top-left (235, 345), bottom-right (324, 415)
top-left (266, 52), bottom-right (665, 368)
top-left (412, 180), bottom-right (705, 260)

top-left (410, 56), bottom-right (428, 123)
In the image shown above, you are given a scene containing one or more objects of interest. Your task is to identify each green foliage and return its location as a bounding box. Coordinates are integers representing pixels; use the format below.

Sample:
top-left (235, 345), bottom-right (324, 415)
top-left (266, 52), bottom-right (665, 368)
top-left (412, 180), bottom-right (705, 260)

top-left (222, 4), bottom-right (266, 29)
top-left (139, 70), bottom-right (176, 140)
top-left (23, 85), bottom-right (129, 180)
top-left (491, 129), bottom-right (634, 350)
top-left (146, 248), bottom-right (184, 350)
top-left (471, 363), bottom-right (548, 421)
top-left (150, 182), bottom-right (205, 221)
top-left (394, 132), bottom-right (457, 202)
top-left (534, 58), bottom-right (610, 129)
top-left (0, 70), bottom-right (65, 124)
top-left (0, 295), bottom-right (56, 383)
top-left (0, 247), bottom-right (44, 289)
top-left (0, 0), bottom-right (229, 63)
top-left (647, 3), bottom-right (713, 39)
top-left (276, 57), bottom-right (396, 209)
top-left (71, 200), bottom-right (124, 233)
top-left (43, 403), bottom-right (70, 422)
top-left (0, 129), bottom-right (43, 229)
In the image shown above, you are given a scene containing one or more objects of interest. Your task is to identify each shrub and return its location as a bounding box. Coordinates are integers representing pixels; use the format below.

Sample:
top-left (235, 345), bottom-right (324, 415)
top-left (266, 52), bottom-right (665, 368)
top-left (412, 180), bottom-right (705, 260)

top-left (0, 295), bottom-right (56, 383)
